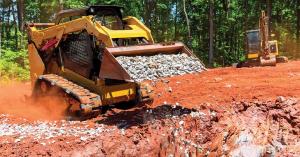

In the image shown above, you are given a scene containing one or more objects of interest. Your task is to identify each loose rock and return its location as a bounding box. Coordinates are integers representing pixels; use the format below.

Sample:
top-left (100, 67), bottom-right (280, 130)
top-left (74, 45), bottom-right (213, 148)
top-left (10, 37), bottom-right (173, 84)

top-left (116, 54), bottom-right (205, 82)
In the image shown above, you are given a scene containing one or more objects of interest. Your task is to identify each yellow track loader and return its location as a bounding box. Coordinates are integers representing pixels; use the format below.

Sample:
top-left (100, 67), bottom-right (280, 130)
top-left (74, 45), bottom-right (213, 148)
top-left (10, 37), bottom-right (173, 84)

top-left (26, 5), bottom-right (196, 118)
top-left (238, 11), bottom-right (287, 67)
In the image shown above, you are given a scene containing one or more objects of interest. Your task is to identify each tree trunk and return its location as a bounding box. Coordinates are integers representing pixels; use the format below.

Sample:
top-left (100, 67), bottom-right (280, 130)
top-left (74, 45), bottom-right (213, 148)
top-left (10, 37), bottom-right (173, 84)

top-left (243, 0), bottom-right (248, 60)
top-left (182, 0), bottom-right (191, 39)
top-left (59, 0), bottom-right (64, 11)
top-left (221, 0), bottom-right (230, 17)
top-left (174, 0), bottom-right (178, 40)
top-left (143, 0), bottom-right (155, 33)
top-left (6, 4), bottom-right (11, 47)
top-left (17, 0), bottom-right (24, 32)
top-left (1, 6), bottom-right (4, 47)
top-left (297, 0), bottom-right (300, 42)
top-left (144, 0), bottom-right (151, 28)
top-left (209, 0), bottom-right (214, 67)
top-left (266, 0), bottom-right (272, 37)
top-left (160, 6), bottom-right (169, 42)
top-left (0, 2), bottom-right (3, 55)
top-left (0, 21), bottom-right (2, 57)
top-left (12, 1), bottom-right (18, 49)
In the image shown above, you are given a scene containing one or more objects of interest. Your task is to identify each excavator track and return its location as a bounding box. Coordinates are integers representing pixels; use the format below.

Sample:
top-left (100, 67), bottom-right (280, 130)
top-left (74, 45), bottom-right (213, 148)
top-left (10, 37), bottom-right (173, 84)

top-left (34, 74), bottom-right (102, 118)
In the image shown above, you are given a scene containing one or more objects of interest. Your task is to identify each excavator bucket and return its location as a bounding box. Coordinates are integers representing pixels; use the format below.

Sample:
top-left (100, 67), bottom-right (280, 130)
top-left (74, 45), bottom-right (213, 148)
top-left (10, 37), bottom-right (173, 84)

top-left (260, 55), bottom-right (276, 66)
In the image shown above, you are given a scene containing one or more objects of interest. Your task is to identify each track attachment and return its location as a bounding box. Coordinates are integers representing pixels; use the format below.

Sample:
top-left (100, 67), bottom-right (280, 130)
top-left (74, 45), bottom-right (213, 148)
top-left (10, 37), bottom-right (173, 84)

top-left (33, 74), bottom-right (102, 119)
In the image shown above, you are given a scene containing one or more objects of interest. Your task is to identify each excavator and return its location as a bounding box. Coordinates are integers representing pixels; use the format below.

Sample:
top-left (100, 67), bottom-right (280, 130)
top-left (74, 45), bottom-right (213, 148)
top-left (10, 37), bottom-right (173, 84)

top-left (237, 11), bottom-right (287, 67)
top-left (26, 5), bottom-right (199, 119)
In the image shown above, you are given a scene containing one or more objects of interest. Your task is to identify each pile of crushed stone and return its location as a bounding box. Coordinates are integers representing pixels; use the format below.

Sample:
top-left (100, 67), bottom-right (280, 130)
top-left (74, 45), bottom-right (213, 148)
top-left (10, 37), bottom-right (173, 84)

top-left (116, 53), bottom-right (206, 82)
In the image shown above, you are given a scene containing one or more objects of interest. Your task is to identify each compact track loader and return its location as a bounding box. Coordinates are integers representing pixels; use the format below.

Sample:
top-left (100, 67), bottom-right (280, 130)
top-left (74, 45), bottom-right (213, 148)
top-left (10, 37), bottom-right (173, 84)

top-left (26, 5), bottom-right (196, 118)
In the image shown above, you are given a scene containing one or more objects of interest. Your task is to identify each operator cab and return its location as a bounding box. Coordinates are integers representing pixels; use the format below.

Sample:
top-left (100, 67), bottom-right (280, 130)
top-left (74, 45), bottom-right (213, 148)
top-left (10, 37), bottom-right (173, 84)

top-left (90, 6), bottom-right (124, 30)
top-left (246, 29), bottom-right (279, 59)
top-left (246, 29), bottom-right (261, 55)
top-left (55, 5), bottom-right (147, 46)
top-left (55, 5), bottom-right (124, 30)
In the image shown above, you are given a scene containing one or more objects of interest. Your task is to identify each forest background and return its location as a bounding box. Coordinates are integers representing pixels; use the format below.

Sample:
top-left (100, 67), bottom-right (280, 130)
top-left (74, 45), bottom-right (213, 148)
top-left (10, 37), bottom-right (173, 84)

top-left (0, 0), bottom-right (299, 81)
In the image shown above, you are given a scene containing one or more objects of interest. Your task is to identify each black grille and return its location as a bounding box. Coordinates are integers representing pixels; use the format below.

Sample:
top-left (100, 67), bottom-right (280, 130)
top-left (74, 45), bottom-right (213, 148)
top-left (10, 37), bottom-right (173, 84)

top-left (61, 31), bottom-right (94, 78)
top-left (64, 32), bottom-right (92, 66)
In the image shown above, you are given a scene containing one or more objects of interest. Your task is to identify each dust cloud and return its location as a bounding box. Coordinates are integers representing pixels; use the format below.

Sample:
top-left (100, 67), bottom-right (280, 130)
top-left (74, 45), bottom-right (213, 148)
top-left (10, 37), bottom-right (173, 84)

top-left (0, 82), bottom-right (67, 120)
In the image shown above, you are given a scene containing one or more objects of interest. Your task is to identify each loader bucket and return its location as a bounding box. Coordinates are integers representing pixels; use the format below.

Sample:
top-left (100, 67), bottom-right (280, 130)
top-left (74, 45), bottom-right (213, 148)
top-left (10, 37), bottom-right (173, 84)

top-left (99, 42), bottom-right (200, 81)
top-left (99, 50), bottom-right (132, 81)
top-left (106, 42), bottom-right (194, 57)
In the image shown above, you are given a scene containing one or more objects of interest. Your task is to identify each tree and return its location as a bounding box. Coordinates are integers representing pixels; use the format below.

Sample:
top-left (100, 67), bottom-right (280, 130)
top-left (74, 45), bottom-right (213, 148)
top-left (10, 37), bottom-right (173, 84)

top-left (0, 21), bottom-right (2, 57)
top-left (297, 1), bottom-right (300, 42)
top-left (17, 0), bottom-right (24, 31)
top-left (59, 0), bottom-right (63, 10)
top-left (0, 0), bottom-right (299, 70)
top-left (266, 0), bottom-right (271, 37)
top-left (0, 1), bottom-right (2, 57)
top-left (209, 0), bottom-right (214, 67)
top-left (6, 2), bottom-right (11, 45)
top-left (182, 0), bottom-right (191, 39)
top-left (12, 0), bottom-right (18, 49)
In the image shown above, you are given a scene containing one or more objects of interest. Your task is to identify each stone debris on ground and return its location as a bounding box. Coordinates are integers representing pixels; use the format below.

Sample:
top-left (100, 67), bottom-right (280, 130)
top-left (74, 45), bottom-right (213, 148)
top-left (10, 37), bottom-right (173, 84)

top-left (0, 61), bottom-right (300, 156)
top-left (0, 114), bottom-right (111, 142)
top-left (0, 98), bottom-right (299, 156)
top-left (116, 53), bottom-right (205, 81)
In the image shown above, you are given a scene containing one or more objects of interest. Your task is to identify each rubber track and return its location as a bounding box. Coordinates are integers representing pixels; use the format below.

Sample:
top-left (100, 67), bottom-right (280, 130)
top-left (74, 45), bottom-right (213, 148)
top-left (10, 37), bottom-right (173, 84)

top-left (38, 74), bottom-right (101, 107)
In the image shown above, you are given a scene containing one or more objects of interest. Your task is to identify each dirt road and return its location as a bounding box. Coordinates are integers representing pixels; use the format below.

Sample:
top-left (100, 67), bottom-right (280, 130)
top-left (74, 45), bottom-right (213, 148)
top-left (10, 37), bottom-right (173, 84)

top-left (0, 61), bottom-right (299, 156)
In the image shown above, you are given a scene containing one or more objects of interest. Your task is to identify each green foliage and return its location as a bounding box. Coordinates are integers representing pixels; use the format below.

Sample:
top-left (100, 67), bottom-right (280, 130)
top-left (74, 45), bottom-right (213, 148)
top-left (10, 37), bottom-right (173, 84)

top-left (1, 0), bottom-right (300, 81)
top-left (0, 49), bottom-right (30, 81)
top-left (64, 0), bottom-right (86, 9)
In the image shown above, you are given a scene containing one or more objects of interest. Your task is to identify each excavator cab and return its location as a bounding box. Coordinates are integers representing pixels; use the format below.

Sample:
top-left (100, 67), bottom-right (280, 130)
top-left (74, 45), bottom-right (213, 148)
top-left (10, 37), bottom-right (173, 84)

top-left (246, 29), bottom-right (279, 60)
top-left (246, 29), bottom-right (261, 59)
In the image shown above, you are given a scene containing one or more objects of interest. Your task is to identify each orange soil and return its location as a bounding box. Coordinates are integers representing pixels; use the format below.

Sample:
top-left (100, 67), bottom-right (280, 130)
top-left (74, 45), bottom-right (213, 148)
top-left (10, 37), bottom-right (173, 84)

top-left (0, 61), bottom-right (299, 156)
top-left (152, 61), bottom-right (300, 108)
top-left (0, 61), bottom-right (299, 119)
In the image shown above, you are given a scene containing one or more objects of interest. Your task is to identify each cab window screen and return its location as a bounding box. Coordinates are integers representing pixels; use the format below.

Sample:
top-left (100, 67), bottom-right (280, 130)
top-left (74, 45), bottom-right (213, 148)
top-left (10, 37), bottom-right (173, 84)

top-left (247, 31), bottom-right (261, 53)
top-left (94, 9), bottom-right (123, 30)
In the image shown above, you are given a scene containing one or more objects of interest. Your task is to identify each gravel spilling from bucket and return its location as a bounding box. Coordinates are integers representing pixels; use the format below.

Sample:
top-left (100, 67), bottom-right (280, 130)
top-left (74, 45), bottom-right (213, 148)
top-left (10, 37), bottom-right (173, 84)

top-left (116, 54), bottom-right (205, 82)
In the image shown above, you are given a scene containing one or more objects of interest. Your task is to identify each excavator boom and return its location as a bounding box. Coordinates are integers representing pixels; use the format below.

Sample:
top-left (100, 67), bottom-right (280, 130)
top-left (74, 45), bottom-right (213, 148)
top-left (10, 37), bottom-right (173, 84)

top-left (259, 11), bottom-right (276, 66)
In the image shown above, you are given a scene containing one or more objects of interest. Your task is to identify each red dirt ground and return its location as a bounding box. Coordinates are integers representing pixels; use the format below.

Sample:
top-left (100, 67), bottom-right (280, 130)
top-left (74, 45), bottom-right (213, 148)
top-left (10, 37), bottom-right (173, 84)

top-left (1, 61), bottom-right (299, 115)
top-left (0, 61), bottom-right (299, 156)
top-left (152, 61), bottom-right (300, 108)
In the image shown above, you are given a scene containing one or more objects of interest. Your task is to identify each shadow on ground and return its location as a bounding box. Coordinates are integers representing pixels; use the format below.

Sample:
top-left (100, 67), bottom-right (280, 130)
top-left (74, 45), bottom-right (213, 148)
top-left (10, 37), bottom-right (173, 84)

top-left (95, 104), bottom-right (196, 129)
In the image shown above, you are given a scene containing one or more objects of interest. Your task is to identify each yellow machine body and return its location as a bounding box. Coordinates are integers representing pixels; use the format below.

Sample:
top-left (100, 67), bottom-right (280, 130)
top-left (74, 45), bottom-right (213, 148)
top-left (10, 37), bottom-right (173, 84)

top-left (26, 5), bottom-right (192, 112)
